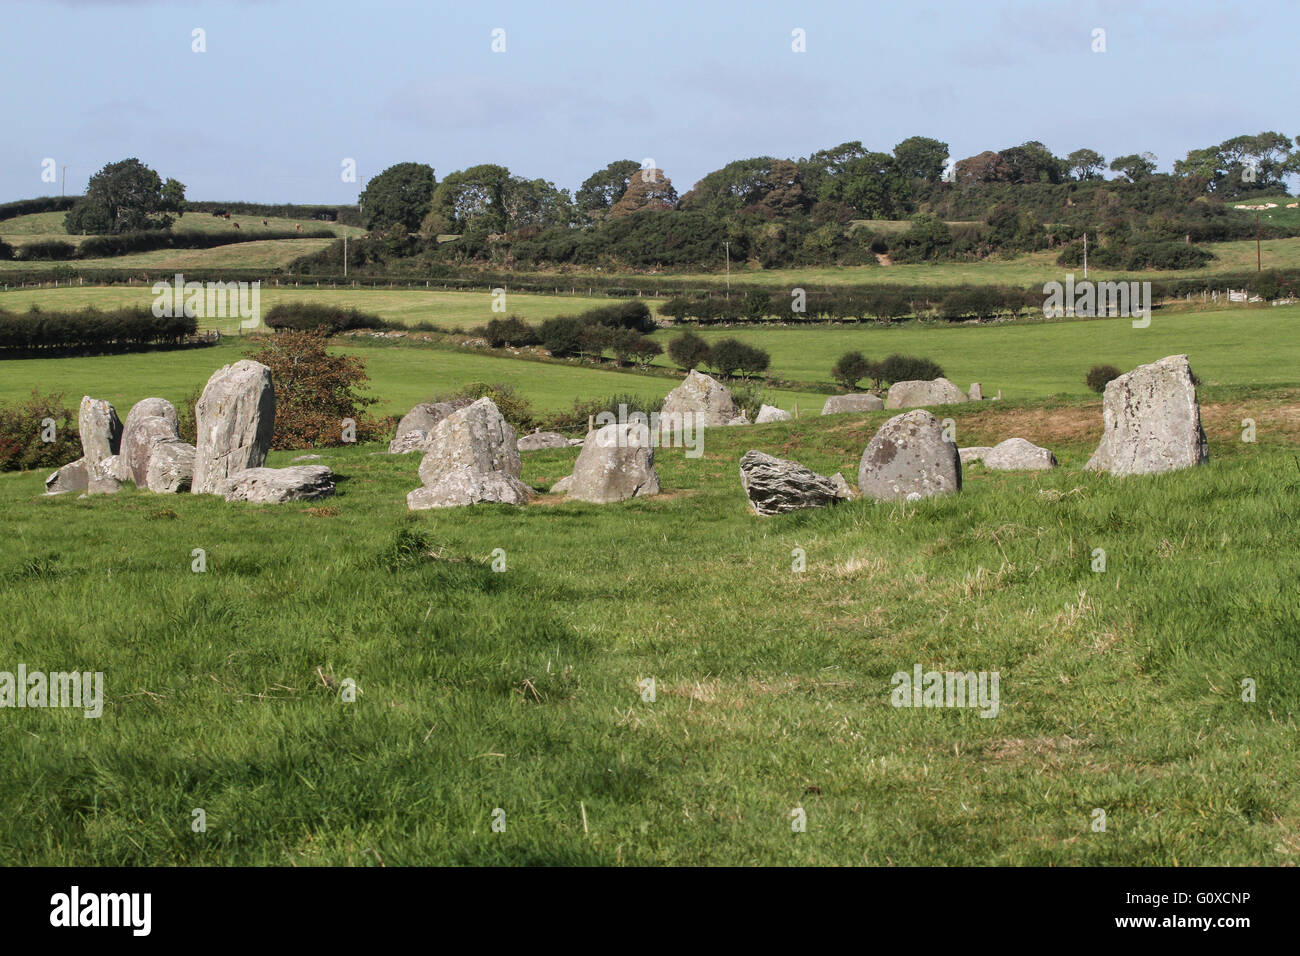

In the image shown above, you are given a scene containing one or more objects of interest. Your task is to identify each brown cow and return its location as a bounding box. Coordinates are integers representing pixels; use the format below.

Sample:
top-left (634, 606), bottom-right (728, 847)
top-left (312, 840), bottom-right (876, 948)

top-left (232, 222), bottom-right (240, 229)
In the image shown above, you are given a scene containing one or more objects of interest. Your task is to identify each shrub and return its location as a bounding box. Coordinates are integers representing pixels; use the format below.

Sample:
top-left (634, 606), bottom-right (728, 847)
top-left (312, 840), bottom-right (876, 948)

top-left (538, 316), bottom-right (586, 357)
top-left (483, 316), bottom-right (540, 348)
top-left (546, 392), bottom-right (665, 432)
top-left (15, 239), bottom-right (76, 261)
top-left (609, 327), bottom-right (662, 366)
top-left (730, 381), bottom-right (765, 420)
top-left (710, 338), bottom-right (770, 378)
top-left (264, 302), bottom-right (385, 334)
top-left (0, 306), bottom-right (196, 354)
top-left (879, 354), bottom-right (944, 384)
top-left (0, 239), bottom-right (11, 261)
top-left (244, 329), bottom-right (384, 449)
top-left (831, 350), bottom-right (874, 390)
top-left (582, 301), bottom-right (657, 334)
top-left (667, 330), bottom-right (711, 370)
top-left (1086, 364), bottom-right (1122, 393)
top-left (0, 390), bottom-right (82, 472)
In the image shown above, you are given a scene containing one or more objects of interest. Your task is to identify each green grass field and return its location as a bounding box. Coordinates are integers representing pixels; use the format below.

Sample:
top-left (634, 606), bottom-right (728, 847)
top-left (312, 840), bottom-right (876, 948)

top-left (0, 286), bottom-right (634, 333)
top-left (2, 389), bottom-right (1297, 865)
top-left (625, 237), bottom-right (1300, 288)
top-left (0, 337), bottom-right (828, 418)
top-left (3, 256), bottom-right (1299, 865)
top-left (650, 305), bottom-right (1300, 397)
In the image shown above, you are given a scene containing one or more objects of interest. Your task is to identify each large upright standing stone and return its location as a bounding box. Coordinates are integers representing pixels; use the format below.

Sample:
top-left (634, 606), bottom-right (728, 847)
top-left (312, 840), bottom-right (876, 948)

top-left (115, 398), bottom-right (179, 482)
top-left (192, 361), bottom-right (275, 494)
top-left (661, 369), bottom-right (737, 429)
top-left (562, 422), bottom-right (660, 504)
top-left (78, 397), bottom-right (122, 466)
top-left (1085, 354), bottom-right (1208, 476)
top-left (857, 410), bottom-right (961, 501)
top-left (407, 398), bottom-right (530, 509)
top-left (389, 399), bottom-right (471, 453)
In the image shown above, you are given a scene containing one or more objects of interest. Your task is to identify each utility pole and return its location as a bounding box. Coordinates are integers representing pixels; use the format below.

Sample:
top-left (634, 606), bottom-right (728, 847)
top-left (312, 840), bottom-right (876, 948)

top-left (1083, 232), bottom-right (1088, 280)
top-left (61, 165), bottom-right (68, 197)
top-left (343, 233), bottom-right (348, 278)
top-left (1256, 208), bottom-right (1262, 272)
top-left (723, 241), bottom-right (730, 297)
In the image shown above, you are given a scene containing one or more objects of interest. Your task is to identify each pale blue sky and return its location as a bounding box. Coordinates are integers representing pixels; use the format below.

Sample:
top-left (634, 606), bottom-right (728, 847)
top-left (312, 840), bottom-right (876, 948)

top-left (3, 0), bottom-right (1294, 203)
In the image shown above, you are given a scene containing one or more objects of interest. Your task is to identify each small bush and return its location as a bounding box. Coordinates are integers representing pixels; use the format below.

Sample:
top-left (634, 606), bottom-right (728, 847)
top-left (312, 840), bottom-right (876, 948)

top-left (878, 354), bottom-right (944, 384)
top-left (1086, 364), bottom-right (1122, 393)
top-left (667, 330), bottom-right (712, 370)
top-left (244, 329), bottom-right (385, 449)
top-left (538, 316), bottom-right (586, 357)
top-left (0, 390), bottom-right (82, 472)
top-left (483, 316), bottom-right (540, 348)
top-left (710, 339), bottom-right (770, 378)
top-left (831, 350), bottom-right (874, 390)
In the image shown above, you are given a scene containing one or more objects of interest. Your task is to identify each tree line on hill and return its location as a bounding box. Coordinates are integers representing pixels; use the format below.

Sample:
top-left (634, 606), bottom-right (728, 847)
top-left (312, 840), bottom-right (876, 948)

top-left (12, 135), bottom-right (1300, 274)
top-left (287, 130), bottom-right (1300, 273)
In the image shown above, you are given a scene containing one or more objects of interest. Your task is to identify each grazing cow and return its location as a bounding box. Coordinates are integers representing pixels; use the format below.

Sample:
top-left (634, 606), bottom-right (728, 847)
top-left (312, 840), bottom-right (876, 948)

top-left (232, 222), bottom-right (240, 229)
top-left (295, 224), bottom-right (302, 232)
top-left (223, 212), bottom-right (231, 220)
top-left (262, 219), bottom-right (268, 226)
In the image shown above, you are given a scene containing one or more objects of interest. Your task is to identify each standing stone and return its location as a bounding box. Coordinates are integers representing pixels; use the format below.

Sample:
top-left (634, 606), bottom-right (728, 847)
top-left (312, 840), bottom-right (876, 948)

top-left (44, 459), bottom-right (89, 495)
top-left (416, 398), bottom-right (521, 488)
top-left (1085, 354), bottom-right (1208, 476)
top-left (885, 378), bottom-right (969, 409)
top-left (983, 438), bottom-right (1057, 471)
top-left (959, 446), bottom-right (993, 466)
top-left (192, 361), bottom-right (275, 494)
top-left (407, 471), bottom-right (531, 510)
top-left (562, 422), bottom-right (659, 504)
top-left (121, 417), bottom-right (181, 486)
top-left (116, 398), bottom-right (179, 481)
top-left (857, 410), bottom-right (961, 501)
top-left (755, 404), bottom-right (792, 423)
top-left (968, 383), bottom-right (983, 401)
top-left (517, 431), bottom-right (571, 451)
top-left (87, 457), bottom-right (122, 495)
top-left (389, 400), bottom-right (469, 453)
top-left (408, 398), bottom-right (529, 509)
top-left (144, 439), bottom-right (197, 492)
top-left (218, 465), bottom-right (336, 503)
top-left (822, 393), bottom-right (885, 415)
top-left (739, 450), bottom-right (852, 516)
top-left (78, 397), bottom-right (121, 466)
top-left (661, 369), bottom-right (737, 429)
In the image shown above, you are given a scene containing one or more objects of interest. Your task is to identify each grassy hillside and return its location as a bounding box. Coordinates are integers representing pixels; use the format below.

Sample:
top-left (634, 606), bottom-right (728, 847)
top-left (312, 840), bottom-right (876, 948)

top-left (0, 210), bottom-right (365, 243)
top-left (2, 391), bottom-right (1296, 865)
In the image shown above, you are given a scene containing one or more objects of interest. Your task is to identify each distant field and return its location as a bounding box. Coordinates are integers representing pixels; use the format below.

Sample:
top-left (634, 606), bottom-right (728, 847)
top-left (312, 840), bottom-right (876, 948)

top-left (0, 210), bottom-right (365, 244)
top-left (0, 337), bottom-right (827, 418)
top-left (0, 239), bottom-right (337, 273)
top-left (649, 305), bottom-right (1300, 396)
top-left (626, 238), bottom-right (1300, 288)
top-left (0, 285), bottom-right (633, 332)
